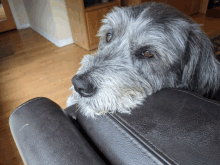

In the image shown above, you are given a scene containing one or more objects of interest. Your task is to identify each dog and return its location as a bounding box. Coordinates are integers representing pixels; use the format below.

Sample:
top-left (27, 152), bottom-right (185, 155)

top-left (66, 2), bottom-right (220, 118)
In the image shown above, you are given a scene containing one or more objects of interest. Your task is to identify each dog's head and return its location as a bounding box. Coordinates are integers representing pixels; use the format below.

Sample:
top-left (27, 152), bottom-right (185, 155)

top-left (68, 2), bottom-right (220, 117)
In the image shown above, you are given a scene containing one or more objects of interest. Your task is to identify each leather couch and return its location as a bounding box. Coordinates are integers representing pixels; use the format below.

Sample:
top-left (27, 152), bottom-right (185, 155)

top-left (9, 88), bottom-right (220, 165)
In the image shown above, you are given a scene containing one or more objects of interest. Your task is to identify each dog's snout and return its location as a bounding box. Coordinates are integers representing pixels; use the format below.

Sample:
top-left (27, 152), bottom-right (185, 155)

top-left (71, 75), bottom-right (96, 97)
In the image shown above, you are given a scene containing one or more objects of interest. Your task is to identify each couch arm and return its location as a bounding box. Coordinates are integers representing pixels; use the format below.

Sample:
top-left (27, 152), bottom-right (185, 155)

top-left (9, 97), bottom-right (106, 165)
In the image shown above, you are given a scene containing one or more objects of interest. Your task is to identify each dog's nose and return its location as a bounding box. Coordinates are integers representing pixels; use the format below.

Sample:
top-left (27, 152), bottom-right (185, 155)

top-left (71, 75), bottom-right (96, 97)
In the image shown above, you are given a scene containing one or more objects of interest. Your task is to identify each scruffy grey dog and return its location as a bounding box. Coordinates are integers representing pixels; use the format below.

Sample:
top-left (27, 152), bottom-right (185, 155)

top-left (66, 2), bottom-right (220, 118)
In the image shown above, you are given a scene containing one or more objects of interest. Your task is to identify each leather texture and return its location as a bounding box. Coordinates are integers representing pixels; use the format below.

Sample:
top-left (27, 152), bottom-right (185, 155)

top-left (9, 97), bottom-right (106, 165)
top-left (75, 89), bottom-right (220, 165)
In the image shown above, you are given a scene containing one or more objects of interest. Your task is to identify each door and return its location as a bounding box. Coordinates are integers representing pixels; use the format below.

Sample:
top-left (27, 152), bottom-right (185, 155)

top-left (0, 0), bottom-right (16, 33)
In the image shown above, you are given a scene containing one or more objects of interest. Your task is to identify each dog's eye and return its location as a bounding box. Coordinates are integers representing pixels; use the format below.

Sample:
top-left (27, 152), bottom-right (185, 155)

top-left (106, 33), bottom-right (112, 43)
top-left (142, 51), bottom-right (153, 58)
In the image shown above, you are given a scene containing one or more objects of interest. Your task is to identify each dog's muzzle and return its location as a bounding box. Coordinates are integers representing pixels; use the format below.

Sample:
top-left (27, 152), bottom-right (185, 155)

top-left (71, 75), bottom-right (96, 97)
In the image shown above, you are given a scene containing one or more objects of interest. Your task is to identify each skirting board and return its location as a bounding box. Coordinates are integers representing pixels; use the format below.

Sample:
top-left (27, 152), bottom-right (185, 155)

top-left (30, 24), bottom-right (74, 47)
top-left (18, 23), bottom-right (31, 30)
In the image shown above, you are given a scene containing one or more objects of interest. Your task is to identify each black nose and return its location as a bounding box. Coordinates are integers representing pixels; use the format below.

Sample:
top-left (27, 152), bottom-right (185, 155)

top-left (71, 75), bottom-right (96, 97)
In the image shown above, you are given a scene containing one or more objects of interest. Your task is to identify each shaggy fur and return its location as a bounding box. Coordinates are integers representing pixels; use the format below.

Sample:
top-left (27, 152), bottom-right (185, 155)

top-left (66, 2), bottom-right (220, 118)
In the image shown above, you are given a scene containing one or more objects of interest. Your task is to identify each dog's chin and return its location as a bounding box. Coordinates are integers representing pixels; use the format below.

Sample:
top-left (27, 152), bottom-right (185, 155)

top-left (66, 86), bottom-right (80, 107)
top-left (66, 92), bottom-right (107, 118)
top-left (66, 85), bottom-right (148, 118)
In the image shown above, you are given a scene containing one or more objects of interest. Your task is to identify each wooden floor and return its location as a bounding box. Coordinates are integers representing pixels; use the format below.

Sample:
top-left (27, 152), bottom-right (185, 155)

top-left (0, 7), bottom-right (220, 165)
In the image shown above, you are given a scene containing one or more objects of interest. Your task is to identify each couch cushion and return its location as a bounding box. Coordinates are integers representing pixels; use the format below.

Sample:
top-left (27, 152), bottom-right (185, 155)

top-left (73, 89), bottom-right (220, 165)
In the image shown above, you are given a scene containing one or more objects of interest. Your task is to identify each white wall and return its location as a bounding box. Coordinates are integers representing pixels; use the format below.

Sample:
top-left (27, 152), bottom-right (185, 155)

top-left (9, 0), bottom-right (73, 47)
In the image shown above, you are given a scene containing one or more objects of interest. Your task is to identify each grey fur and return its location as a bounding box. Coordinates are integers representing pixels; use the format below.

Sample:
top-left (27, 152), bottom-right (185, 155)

top-left (66, 2), bottom-right (220, 118)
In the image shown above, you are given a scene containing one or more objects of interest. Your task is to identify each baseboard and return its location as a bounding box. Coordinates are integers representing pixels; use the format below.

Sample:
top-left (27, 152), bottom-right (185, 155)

top-left (18, 23), bottom-right (30, 30)
top-left (30, 24), bottom-right (74, 47)
top-left (55, 37), bottom-right (74, 47)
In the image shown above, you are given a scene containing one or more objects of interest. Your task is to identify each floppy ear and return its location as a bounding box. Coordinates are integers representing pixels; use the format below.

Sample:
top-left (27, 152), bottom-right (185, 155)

top-left (181, 24), bottom-right (220, 96)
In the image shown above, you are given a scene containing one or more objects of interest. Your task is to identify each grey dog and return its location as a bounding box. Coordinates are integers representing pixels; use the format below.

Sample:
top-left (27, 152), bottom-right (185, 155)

top-left (66, 2), bottom-right (220, 118)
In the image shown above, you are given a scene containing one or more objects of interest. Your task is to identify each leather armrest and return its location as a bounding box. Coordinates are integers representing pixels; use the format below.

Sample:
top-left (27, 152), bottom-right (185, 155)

top-left (74, 89), bottom-right (220, 165)
top-left (9, 97), bottom-right (106, 165)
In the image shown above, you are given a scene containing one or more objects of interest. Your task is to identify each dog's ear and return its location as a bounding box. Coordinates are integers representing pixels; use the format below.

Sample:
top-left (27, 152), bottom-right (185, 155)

top-left (181, 24), bottom-right (220, 95)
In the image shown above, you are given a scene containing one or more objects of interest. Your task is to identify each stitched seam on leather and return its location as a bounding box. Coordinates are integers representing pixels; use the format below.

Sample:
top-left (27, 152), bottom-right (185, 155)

top-left (107, 115), bottom-right (165, 165)
top-left (9, 97), bottom-right (46, 121)
top-left (171, 89), bottom-right (220, 107)
top-left (111, 114), bottom-right (175, 165)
